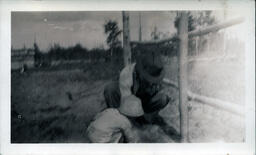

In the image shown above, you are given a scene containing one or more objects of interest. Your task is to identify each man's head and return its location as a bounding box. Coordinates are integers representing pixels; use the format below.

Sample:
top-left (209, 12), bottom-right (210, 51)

top-left (135, 51), bottom-right (165, 96)
top-left (135, 51), bottom-right (165, 84)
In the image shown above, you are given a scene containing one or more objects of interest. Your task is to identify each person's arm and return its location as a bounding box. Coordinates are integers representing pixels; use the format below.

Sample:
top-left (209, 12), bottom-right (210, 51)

top-left (144, 89), bottom-right (170, 113)
top-left (123, 127), bottom-right (139, 143)
top-left (119, 116), bottom-right (140, 143)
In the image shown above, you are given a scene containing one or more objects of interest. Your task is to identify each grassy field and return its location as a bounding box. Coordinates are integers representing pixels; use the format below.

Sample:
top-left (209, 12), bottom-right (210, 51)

top-left (11, 56), bottom-right (245, 143)
top-left (11, 61), bottom-right (120, 143)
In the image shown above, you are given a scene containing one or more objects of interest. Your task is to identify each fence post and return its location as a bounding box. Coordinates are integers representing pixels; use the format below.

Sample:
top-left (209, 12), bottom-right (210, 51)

top-left (139, 12), bottom-right (142, 41)
top-left (195, 36), bottom-right (198, 56)
top-left (177, 11), bottom-right (189, 142)
top-left (122, 11), bottom-right (131, 66)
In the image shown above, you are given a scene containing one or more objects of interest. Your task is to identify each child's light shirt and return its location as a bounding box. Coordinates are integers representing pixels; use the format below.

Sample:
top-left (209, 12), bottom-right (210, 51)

top-left (87, 108), bottom-right (132, 143)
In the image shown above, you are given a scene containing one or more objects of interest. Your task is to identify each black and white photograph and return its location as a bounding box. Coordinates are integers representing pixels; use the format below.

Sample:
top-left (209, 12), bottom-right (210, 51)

top-left (0, 0), bottom-right (255, 154)
top-left (10, 10), bottom-right (247, 143)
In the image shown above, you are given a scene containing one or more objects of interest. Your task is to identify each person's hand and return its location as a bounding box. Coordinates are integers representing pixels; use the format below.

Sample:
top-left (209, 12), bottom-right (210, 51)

top-left (151, 90), bottom-right (170, 103)
top-left (143, 91), bottom-right (169, 113)
top-left (155, 90), bottom-right (175, 104)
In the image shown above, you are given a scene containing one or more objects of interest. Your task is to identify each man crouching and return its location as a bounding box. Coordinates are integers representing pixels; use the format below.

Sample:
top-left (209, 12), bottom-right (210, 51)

top-left (104, 51), bottom-right (181, 142)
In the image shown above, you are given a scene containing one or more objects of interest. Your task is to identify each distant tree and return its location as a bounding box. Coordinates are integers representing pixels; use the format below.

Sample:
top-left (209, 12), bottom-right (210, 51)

top-left (174, 11), bottom-right (216, 55)
top-left (146, 24), bottom-right (180, 57)
top-left (174, 11), bottom-right (215, 32)
top-left (151, 26), bottom-right (161, 40)
top-left (72, 43), bottom-right (89, 60)
top-left (73, 43), bottom-right (83, 52)
top-left (48, 43), bottom-right (92, 61)
top-left (23, 44), bottom-right (27, 51)
top-left (104, 20), bottom-right (122, 59)
top-left (104, 20), bottom-right (122, 49)
top-left (89, 48), bottom-right (106, 62)
top-left (49, 43), bottom-right (61, 60)
top-left (34, 42), bottom-right (42, 67)
top-left (150, 26), bottom-right (170, 41)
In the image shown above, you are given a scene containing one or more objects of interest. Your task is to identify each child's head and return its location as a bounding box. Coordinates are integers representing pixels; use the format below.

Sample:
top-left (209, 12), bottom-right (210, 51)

top-left (118, 95), bottom-right (144, 118)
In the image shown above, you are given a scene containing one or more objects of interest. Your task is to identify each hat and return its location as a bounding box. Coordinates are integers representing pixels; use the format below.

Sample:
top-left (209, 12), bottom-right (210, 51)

top-left (119, 95), bottom-right (144, 117)
top-left (135, 52), bottom-right (165, 84)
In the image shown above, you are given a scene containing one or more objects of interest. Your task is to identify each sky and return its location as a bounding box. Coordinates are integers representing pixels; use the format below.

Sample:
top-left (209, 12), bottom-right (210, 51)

top-left (11, 11), bottom-right (176, 51)
top-left (11, 10), bottom-right (245, 52)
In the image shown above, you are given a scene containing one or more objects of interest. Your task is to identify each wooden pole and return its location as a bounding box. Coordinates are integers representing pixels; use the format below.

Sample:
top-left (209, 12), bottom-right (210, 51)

top-left (122, 11), bottom-right (131, 66)
top-left (188, 17), bottom-right (244, 38)
top-left (177, 12), bottom-right (189, 142)
top-left (162, 79), bottom-right (244, 117)
top-left (223, 33), bottom-right (226, 56)
top-left (196, 36), bottom-right (199, 56)
top-left (187, 91), bottom-right (244, 117)
top-left (139, 12), bottom-right (142, 41)
top-left (206, 34), bottom-right (210, 52)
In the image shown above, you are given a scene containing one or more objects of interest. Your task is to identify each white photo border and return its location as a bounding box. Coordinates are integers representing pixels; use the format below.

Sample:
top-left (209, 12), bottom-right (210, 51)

top-left (0, 0), bottom-right (255, 155)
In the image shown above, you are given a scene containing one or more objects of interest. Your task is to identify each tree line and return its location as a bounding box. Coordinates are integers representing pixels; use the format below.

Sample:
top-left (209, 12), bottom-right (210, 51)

top-left (15, 11), bottom-right (217, 68)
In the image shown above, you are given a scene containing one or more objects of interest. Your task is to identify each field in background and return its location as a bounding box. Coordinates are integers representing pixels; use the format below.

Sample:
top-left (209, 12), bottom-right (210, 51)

top-left (11, 53), bottom-right (245, 142)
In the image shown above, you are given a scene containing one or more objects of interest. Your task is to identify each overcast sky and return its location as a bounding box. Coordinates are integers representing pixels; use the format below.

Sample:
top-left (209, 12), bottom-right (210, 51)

top-left (11, 11), bottom-right (176, 51)
top-left (11, 10), bottom-right (244, 52)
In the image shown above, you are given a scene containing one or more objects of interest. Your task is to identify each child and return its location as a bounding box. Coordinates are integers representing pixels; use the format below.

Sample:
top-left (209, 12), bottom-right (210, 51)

top-left (86, 94), bottom-right (144, 143)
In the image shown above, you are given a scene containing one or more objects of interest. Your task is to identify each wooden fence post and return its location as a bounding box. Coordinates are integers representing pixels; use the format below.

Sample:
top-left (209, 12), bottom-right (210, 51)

top-left (139, 12), bottom-right (142, 41)
top-left (178, 11), bottom-right (189, 142)
top-left (122, 11), bottom-right (131, 66)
